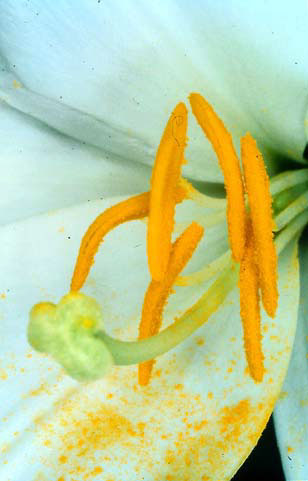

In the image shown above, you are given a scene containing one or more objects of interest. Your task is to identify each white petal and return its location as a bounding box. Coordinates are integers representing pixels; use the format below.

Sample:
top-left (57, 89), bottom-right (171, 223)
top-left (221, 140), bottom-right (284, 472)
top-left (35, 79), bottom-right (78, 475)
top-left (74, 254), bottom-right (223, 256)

top-left (0, 104), bottom-right (151, 225)
top-left (0, 0), bottom-right (307, 184)
top-left (274, 234), bottom-right (308, 481)
top-left (0, 196), bottom-right (299, 480)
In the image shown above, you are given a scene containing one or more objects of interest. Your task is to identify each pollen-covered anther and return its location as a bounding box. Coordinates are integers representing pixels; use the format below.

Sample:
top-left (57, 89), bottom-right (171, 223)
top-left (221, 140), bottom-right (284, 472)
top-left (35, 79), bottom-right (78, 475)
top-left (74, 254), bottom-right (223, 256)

top-left (189, 93), bottom-right (246, 263)
top-left (147, 102), bottom-right (188, 282)
top-left (139, 221), bottom-right (204, 386)
top-left (241, 133), bottom-right (278, 318)
top-left (70, 186), bottom-right (188, 292)
top-left (71, 192), bottom-right (149, 292)
top-left (239, 221), bottom-right (264, 382)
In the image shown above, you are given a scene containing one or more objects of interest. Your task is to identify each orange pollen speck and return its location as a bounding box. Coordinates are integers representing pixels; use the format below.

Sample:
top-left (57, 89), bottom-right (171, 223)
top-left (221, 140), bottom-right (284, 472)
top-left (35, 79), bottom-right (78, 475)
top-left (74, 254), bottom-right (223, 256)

top-left (189, 93), bottom-right (246, 263)
top-left (241, 133), bottom-right (278, 318)
top-left (70, 186), bottom-right (187, 292)
top-left (147, 102), bottom-right (188, 282)
top-left (138, 221), bottom-right (204, 386)
top-left (239, 220), bottom-right (264, 382)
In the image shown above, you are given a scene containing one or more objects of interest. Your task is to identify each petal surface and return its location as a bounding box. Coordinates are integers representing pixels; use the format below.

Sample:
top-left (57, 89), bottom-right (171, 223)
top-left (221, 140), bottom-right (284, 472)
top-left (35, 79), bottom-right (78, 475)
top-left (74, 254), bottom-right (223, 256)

top-left (274, 230), bottom-right (308, 481)
top-left (0, 104), bottom-right (151, 225)
top-left (0, 0), bottom-right (307, 183)
top-left (0, 195), bottom-right (300, 480)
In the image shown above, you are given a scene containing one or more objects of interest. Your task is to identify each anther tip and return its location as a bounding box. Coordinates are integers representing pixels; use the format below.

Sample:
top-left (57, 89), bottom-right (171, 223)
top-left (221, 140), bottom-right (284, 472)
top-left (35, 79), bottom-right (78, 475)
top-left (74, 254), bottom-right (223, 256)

top-left (173, 100), bottom-right (187, 111)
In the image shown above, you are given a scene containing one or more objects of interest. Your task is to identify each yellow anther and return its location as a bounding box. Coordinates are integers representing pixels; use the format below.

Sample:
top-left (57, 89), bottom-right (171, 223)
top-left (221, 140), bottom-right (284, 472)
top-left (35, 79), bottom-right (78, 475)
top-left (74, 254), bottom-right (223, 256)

top-left (139, 221), bottom-right (204, 386)
top-left (147, 102), bottom-right (188, 282)
top-left (239, 221), bottom-right (264, 382)
top-left (241, 133), bottom-right (278, 318)
top-left (71, 192), bottom-right (149, 292)
top-left (189, 93), bottom-right (246, 262)
top-left (70, 186), bottom-right (187, 292)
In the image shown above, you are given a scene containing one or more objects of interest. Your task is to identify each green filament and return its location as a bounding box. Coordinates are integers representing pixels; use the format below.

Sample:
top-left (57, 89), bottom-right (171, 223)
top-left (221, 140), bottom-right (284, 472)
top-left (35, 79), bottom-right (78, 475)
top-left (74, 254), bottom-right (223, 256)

top-left (177, 250), bottom-right (231, 286)
top-left (274, 191), bottom-right (308, 231)
top-left (270, 169), bottom-right (308, 196)
top-left (275, 209), bottom-right (308, 254)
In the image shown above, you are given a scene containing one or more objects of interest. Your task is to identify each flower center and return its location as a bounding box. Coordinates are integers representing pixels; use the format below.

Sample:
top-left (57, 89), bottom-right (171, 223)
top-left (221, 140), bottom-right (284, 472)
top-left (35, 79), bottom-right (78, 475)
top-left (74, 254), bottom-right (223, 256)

top-left (28, 93), bottom-right (281, 386)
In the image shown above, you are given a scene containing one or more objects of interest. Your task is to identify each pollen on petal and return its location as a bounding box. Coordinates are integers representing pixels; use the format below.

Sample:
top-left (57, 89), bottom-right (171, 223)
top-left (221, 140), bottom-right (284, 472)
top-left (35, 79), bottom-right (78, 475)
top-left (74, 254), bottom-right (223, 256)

top-left (239, 221), bottom-right (264, 383)
top-left (189, 93), bottom-right (246, 263)
top-left (241, 133), bottom-right (278, 318)
top-left (139, 221), bottom-right (204, 386)
top-left (147, 102), bottom-right (188, 282)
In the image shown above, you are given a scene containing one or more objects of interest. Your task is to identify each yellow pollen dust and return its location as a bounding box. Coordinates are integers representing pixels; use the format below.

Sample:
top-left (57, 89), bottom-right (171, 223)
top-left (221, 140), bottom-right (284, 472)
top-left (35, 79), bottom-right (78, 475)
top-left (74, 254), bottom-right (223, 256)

top-left (147, 102), bottom-right (188, 282)
top-left (241, 133), bottom-right (278, 318)
top-left (189, 93), bottom-right (246, 263)
top-left (139, 221), bottom-right (204, 386)
top-left (239, 221), bottom-right (264, 382)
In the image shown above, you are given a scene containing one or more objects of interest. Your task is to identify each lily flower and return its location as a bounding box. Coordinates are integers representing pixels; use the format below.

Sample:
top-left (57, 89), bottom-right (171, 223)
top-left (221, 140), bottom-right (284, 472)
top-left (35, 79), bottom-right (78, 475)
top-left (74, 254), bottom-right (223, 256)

top-left (0, 2), bottom-right (307, 481)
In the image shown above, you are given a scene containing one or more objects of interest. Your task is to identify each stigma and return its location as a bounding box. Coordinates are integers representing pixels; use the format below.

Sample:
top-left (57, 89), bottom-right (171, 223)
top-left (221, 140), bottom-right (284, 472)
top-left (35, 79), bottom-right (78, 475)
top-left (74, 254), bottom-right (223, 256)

top-left (30, 93), bottom-right (278, 386)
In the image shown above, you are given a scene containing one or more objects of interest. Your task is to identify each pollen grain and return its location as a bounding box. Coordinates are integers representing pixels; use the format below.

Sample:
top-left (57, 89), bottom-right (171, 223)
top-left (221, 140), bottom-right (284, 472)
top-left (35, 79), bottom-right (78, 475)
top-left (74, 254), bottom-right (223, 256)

top-left (139, 221), bottom-right (204, 386)
top-left (189, 93), bottom-right (246, 263)
top-left (241, 133), bottom-right (278, 318)
top-left (147, 102), bottom-right (188, 282)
